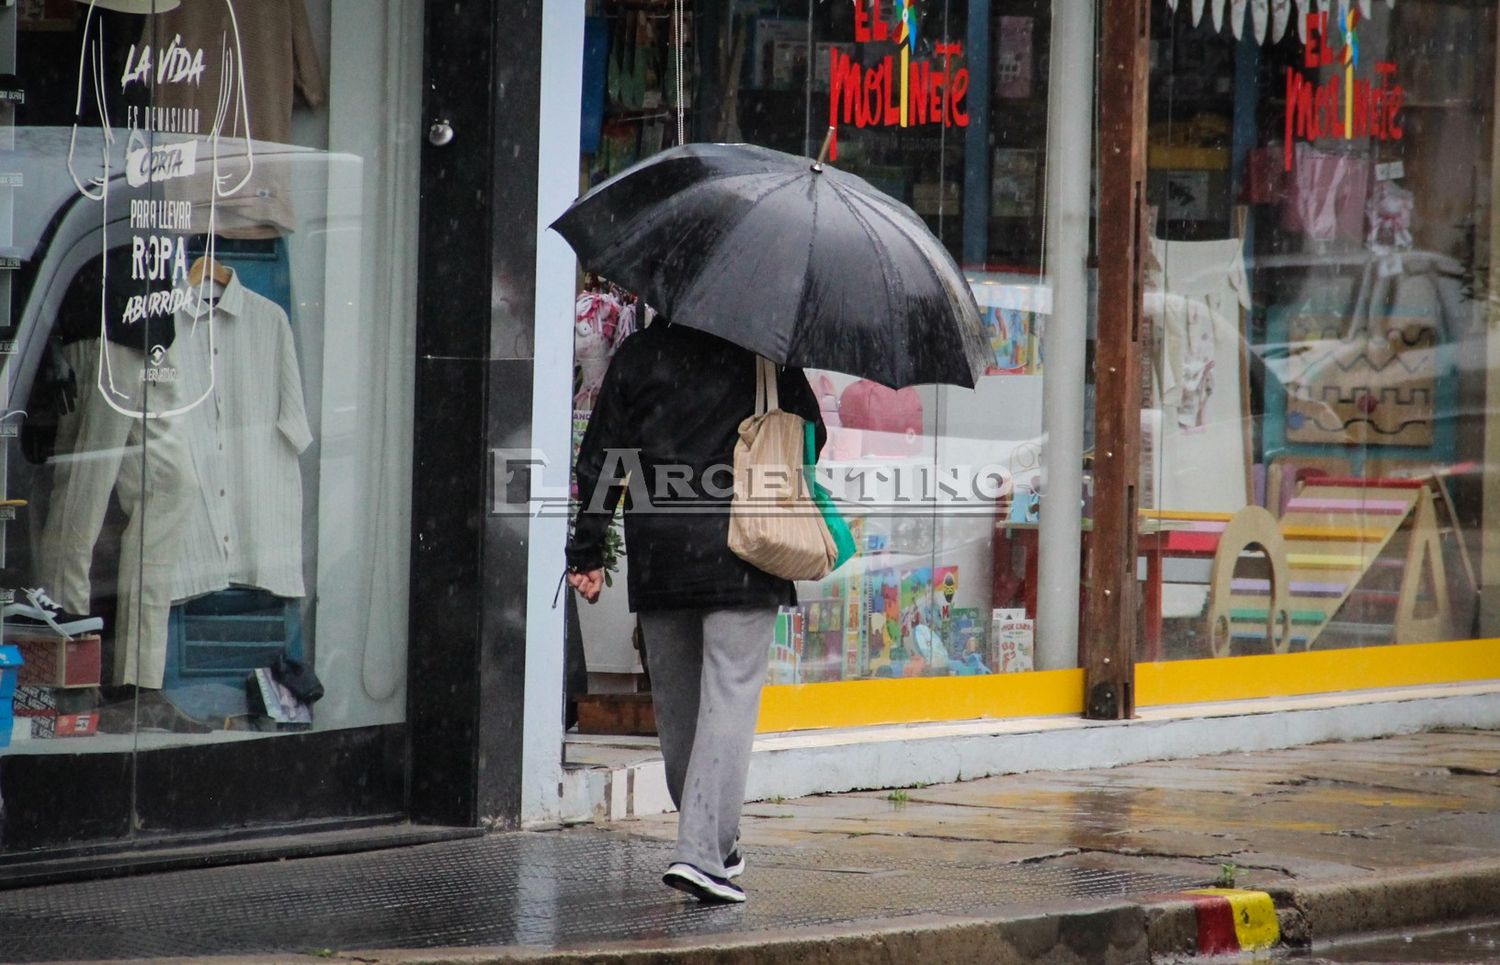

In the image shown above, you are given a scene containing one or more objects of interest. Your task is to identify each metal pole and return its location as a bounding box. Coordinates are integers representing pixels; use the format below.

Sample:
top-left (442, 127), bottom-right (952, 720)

top-left (1035, 0), bottom-right (1095, 671)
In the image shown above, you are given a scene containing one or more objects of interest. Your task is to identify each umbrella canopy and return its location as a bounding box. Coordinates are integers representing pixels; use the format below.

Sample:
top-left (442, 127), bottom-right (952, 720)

top-left (551, 142), bottom-right (990, 389)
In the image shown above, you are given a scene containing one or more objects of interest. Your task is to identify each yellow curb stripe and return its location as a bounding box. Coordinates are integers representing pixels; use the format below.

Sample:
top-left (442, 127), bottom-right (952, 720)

top-left (1186, 888), bottom-right (1279, 951)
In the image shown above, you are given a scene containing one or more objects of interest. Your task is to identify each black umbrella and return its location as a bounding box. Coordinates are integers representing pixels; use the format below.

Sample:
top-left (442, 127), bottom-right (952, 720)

top-left (551, 141), bottom-right (990, 389)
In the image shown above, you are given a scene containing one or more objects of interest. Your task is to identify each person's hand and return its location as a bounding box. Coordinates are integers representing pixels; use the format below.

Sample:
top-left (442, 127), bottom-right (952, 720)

top-left (567, 568), bottom-right (604, 603)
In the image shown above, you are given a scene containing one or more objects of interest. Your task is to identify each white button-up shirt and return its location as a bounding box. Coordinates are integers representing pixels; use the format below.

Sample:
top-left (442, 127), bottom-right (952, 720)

top-left (170, 271), bottom-right (313, 602)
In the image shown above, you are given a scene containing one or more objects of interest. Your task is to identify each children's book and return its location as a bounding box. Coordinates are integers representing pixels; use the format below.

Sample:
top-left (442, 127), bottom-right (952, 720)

top-left (864, 568), bottom-right (901, 676)
top-left (947, 607), bottom-right (990, 675)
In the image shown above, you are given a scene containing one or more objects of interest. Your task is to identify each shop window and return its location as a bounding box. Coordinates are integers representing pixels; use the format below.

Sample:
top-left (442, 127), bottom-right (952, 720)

top-left (570, 0), bottom-right (1094, 728)
top-left (1142, 0), bottom-right (1496, 666)
top-left (0, 1), bottom-right (422, 765)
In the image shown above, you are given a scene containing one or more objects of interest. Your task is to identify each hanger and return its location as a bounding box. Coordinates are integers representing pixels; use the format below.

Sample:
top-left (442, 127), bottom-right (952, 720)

top-left (188, 255), bottom-right (231, 287)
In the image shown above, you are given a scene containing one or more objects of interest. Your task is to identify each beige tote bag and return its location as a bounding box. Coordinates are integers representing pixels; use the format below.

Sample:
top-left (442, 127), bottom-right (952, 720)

top-left (728, 357), bottom-right (837, 581)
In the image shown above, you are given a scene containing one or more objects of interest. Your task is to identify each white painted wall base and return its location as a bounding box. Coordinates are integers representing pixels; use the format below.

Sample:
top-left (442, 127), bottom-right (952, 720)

top-left (543, 682), bottom-right (1500, 828)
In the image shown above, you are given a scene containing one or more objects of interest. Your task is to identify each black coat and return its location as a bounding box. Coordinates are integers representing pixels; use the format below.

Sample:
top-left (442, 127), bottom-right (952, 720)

top-left (567, 322), bottom-right (826, 612)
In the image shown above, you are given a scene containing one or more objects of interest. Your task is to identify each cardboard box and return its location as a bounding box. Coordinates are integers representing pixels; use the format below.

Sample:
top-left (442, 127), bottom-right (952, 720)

top-left (991, 608), bottom-right (1035, 673)
top-left (14, 684), bottom-right (55, 737)
top-left (53, 711), bottom-right (99, 738)
top-left (11, 633), bottom-right (102, 688)
top-left (575, 693), bottom-right (656, 736)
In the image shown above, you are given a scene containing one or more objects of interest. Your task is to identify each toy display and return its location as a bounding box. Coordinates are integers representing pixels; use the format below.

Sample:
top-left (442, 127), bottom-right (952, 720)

top-left (798, 589), bottom-right (846, 683)
top-left (763, 558), bottom-right (1033, 683)
top-left (1203, 479), bottom-right (1452, 656)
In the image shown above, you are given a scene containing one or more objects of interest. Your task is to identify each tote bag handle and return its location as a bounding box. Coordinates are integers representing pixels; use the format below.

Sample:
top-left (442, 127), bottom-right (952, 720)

top-left (754, 355), bottom-right (780, 415)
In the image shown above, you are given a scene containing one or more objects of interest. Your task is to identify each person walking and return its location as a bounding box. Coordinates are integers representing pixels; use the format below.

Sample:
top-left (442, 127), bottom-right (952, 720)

top-left (567, 319), bottom-right (825, 904)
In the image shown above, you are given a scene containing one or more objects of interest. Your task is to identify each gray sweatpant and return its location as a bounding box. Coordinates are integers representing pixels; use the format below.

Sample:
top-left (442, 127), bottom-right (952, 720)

top-left (639, 606), bottom-right (775, 878)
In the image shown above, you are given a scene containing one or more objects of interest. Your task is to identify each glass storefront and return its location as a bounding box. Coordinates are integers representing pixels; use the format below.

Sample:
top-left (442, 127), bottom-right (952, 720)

top-left (1144, 0), bottom-right (1498, 673)
top-left (569, 0), bottom-right (1500, 732)
top-left (569, 0), bottom-right (1098, 729)
top-left (0, 0), bottom-right (1491, 857)
top-left (0, 0), bottom-right (422, 847)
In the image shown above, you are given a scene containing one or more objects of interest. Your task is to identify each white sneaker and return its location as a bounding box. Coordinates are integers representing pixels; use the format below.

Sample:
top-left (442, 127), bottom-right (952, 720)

top-left (662, 862), bottom-right (745, 903)
top-left (3, 588), bottom-right (103, 638)
top-left (723, 849), bottom-right (746, 879)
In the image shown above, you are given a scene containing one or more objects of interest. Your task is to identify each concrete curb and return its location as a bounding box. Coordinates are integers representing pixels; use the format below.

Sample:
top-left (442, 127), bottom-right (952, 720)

top-left (338, 905), bottom-right (1153, 964)
top-left (57, 859), bottom-right (1500, 964)
top-left (1140, 858), bottom-right (1500, 959)
top-left (361, 860), bottom-right (1500, 965)
top-left (1267, 857), bottom-right (1500, 943)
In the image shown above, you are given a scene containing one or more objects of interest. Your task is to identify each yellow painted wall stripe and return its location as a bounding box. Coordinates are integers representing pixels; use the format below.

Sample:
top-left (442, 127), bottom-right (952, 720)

top-left (757, 667), bottom-right (1084, 733)
top-left (1186, 888), bottom-right (1280, 951)
top-left (1137, 638), bottom-right (1500, 706)
top-left (757, 639), bottom-right (1499, 733)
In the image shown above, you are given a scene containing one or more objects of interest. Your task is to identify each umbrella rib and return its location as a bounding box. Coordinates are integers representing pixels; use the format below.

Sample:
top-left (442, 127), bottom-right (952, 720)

top-left (822, 182), bottom-right (916, 376)
top-left (606, 171), bottom-right (785, 257)
top-left (841, 183), bottom-right (985, 376)
top-left (595, 171), bottom-right (803, 316)
top-left (840, 182), bottom-right (986, 384)
top-left (849, 187), bottom-right (956, 290)
top-left (789, 174), bottom-right (821, 365)
top-left (663, 171), bottom-right (813, 331)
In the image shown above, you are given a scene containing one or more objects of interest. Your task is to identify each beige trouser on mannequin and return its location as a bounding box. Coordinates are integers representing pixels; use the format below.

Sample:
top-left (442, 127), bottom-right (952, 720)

top-left (38, 338), bottom-right (198, 690)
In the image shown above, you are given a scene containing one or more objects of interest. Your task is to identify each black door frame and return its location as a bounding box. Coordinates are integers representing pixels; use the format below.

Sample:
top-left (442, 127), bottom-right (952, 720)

top-left (406, 0), bottom-right (549, 829)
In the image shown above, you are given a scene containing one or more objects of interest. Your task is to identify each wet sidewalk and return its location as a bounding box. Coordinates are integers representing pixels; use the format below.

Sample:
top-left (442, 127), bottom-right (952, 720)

top-left (3, 728), bottom-right (1500, 963)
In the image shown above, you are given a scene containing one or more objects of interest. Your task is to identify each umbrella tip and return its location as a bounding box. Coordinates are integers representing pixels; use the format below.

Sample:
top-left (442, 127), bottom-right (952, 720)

top-left (812, 126), bottom-right (836, 172)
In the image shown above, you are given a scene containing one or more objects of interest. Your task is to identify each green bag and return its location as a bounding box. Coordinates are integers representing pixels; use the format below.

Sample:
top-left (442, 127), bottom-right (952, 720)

top-left (805, 422), bottom-right (857, 570)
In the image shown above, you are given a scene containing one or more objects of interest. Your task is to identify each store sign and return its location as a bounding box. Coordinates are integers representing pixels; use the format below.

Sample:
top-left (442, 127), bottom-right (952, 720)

top-left (1283, 10), bottom-right (1403, 170)
top-left (826, 0), bottom-right (969, 161)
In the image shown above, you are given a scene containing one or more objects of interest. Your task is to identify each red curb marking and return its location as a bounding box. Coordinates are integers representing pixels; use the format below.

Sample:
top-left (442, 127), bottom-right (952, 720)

top-left (1188, 894), bottom-right (1241, 955)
